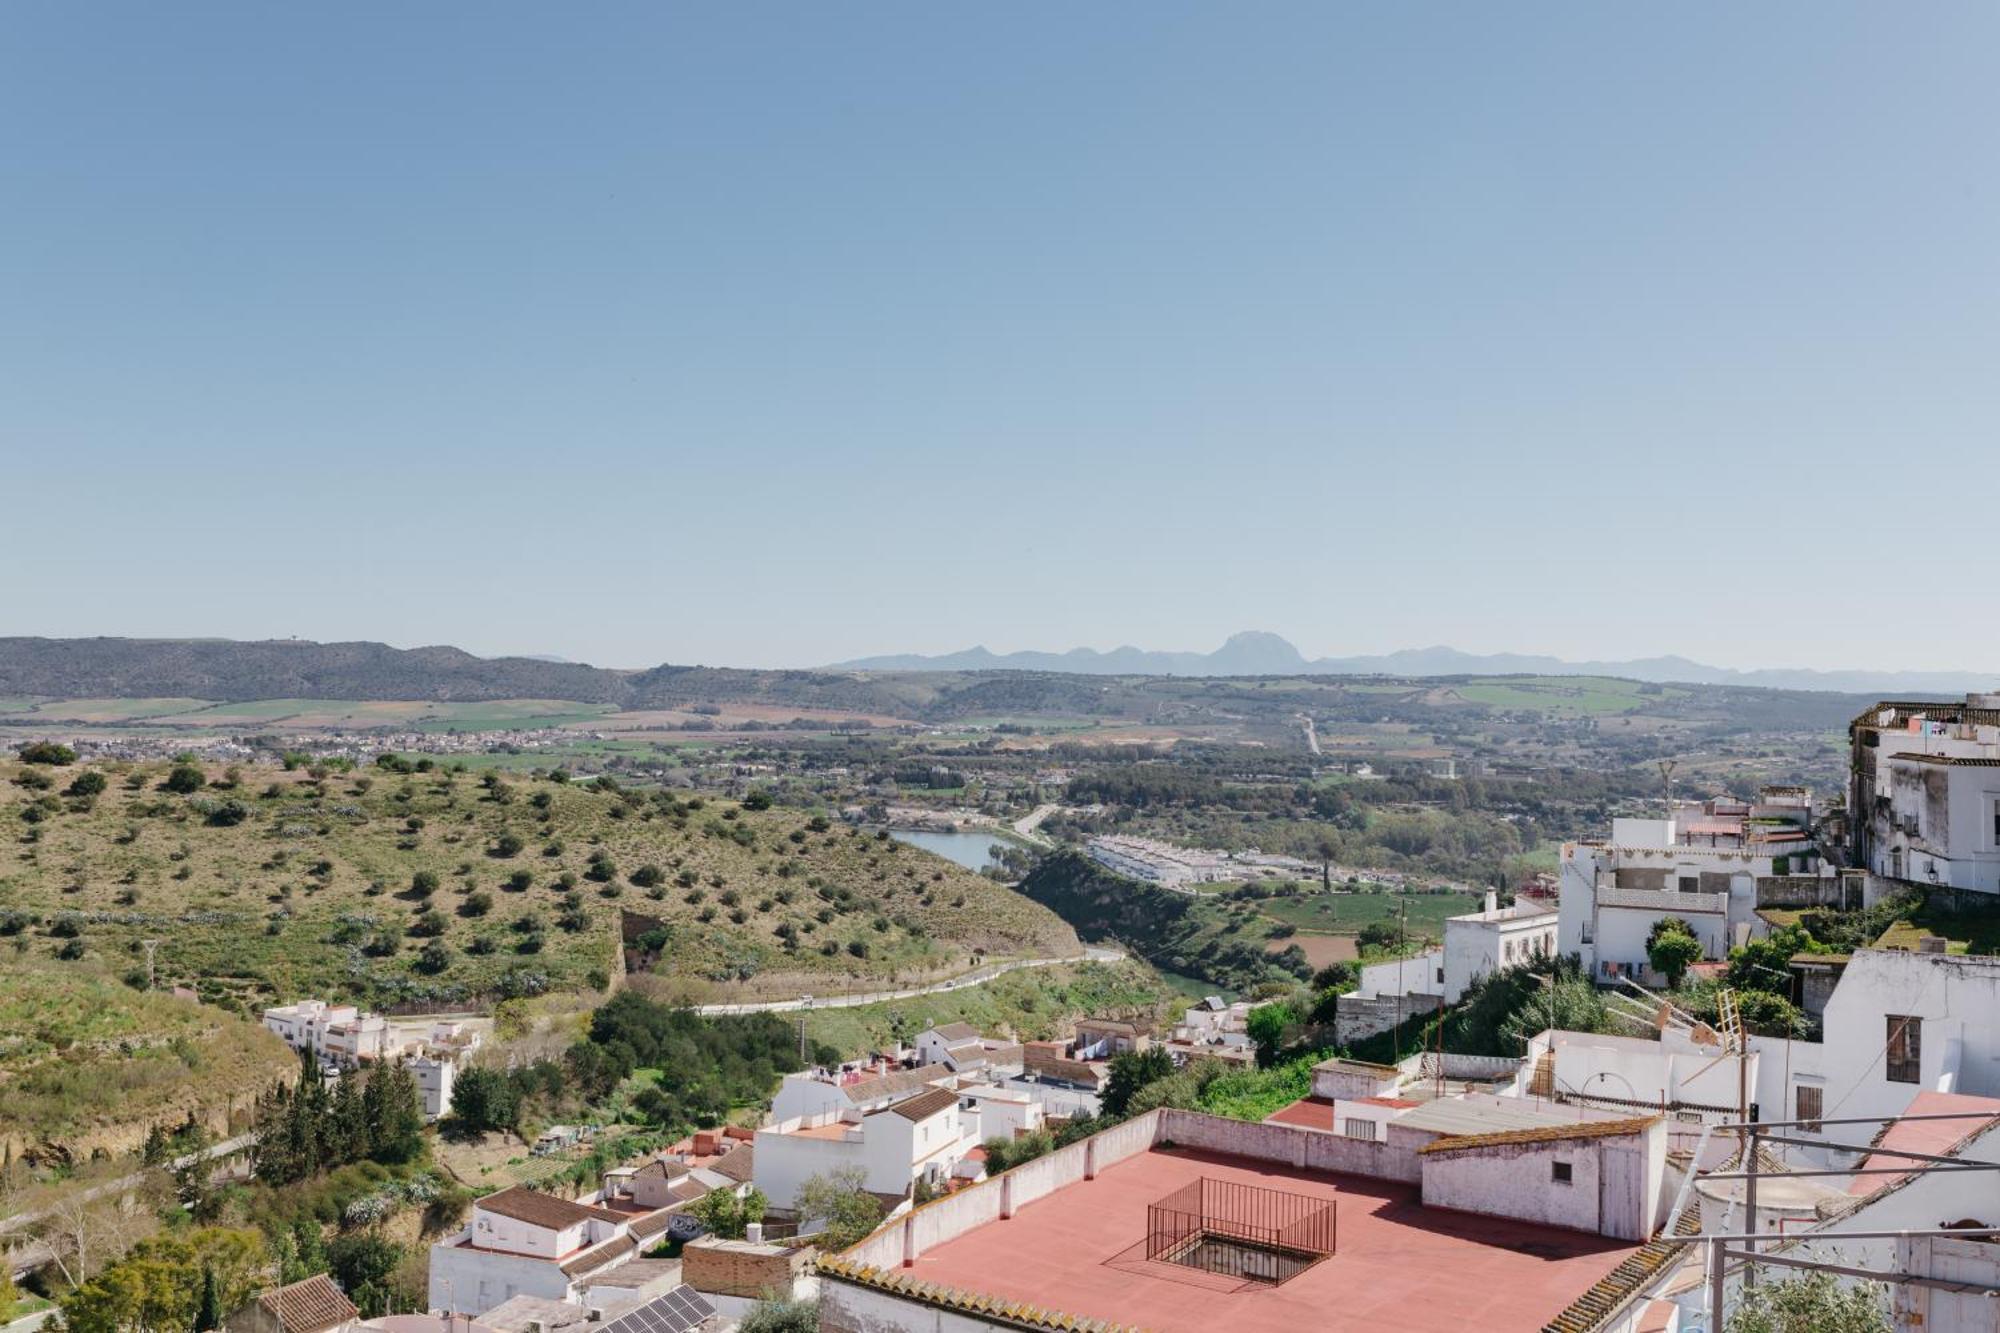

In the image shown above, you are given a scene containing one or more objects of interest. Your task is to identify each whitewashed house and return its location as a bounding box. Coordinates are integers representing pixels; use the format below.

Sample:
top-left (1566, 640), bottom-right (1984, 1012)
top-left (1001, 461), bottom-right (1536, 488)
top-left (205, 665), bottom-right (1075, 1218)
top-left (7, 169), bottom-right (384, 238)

top-left (1849, 694), bottom-right (2000, 894)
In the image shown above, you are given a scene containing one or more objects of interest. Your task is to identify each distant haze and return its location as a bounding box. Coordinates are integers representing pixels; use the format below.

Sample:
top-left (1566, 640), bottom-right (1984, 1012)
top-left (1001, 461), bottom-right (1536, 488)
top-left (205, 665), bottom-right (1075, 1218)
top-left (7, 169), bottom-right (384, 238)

top-left (834, 631), bottom-right (1998, 695)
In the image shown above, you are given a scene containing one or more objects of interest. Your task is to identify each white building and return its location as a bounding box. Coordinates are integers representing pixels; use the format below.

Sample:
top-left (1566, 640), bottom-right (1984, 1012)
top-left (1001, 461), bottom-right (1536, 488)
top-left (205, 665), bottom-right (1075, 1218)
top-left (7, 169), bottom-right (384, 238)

top-left (1559, 792), bottom-right (1818, 986)
top-left (1749, 948), bottom-right (2000, 1139)
top-left (768, 1061), bottom-right (953, 1124)
top-left (428, 1186), bottom-right (670, 1316)
top-left (753, 1086), bottom-right (976, 1214)
top-left (1850, 694), bottom-right (2000, 894)
top-left (912, 1024), bottom-right (1022, 1076)
top-left (263, 1000), bottom-right (397, 1065)
top-left (1442, 892), bottom-right (1558, 1003)
top-left (1339, 893), bottom-right (1554, 1010)
top-left (412, 1054), bottom-right (455, 1121)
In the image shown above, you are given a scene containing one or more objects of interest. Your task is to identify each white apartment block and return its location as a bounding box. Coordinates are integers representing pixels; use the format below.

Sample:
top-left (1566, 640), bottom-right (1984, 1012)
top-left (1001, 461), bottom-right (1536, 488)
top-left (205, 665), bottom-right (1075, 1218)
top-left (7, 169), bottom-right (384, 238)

top-left (262, 1000), bottom-right (395, 1064)
top-left (768, 1061), bottom-right (954, 1123)
top-left (1559, 791), bottom-right (1817, 986)
top-left (1850, 694), bottom-right (2000, 894)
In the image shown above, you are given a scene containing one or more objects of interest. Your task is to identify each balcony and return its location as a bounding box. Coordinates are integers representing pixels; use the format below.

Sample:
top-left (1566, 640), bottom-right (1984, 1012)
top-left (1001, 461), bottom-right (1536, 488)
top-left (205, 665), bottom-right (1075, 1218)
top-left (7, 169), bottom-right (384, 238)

top-left (1595, 886), bottom-right (1727, 914)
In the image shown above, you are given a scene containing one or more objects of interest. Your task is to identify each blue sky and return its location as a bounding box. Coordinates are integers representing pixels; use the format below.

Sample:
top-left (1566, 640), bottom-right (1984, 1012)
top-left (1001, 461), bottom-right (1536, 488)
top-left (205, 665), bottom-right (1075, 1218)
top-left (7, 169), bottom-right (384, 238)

top-left (5, 3), bottom-right (1995, 671)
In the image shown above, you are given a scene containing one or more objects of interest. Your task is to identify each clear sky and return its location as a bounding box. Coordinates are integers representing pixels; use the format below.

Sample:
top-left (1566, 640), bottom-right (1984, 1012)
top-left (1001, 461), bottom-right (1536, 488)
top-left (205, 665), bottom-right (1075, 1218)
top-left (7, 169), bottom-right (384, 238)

top-left (5, 3), bottom-right (1995, 672)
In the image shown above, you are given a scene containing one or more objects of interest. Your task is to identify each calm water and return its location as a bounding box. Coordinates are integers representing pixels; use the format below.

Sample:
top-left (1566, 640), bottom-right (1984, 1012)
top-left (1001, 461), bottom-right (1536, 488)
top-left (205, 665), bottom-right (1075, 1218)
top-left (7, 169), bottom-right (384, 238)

top-left (888, 827), bottom-right (1010, 872)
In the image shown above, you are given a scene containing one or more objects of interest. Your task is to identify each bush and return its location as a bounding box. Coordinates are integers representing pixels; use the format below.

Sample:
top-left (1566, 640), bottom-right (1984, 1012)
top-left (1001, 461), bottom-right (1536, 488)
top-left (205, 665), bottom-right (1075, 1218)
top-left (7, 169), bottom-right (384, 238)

top-left (64, 770), bottom-right (108, 797)
top-left (18, 741), bottom-right (76, 765)
top-left (163, 763), bottom-right (206, 794)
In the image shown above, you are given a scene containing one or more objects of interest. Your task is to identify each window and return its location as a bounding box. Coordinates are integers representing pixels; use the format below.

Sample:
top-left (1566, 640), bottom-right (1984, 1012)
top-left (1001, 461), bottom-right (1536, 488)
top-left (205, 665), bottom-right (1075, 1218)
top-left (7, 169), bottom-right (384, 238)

top-left (1342, 1118), bottom-right (1378, 1142)
top-left (1795, 1085), bottom-right (1823, 1133)
top-left (1551, 1161), bottom-right (1573, 1185)
top-left (1435, 966), bottom-right (1445, 984)
top-left (1992, 799), bottom-right (2000, 843)
top-left (1581, 922), bottom-right (1593, 945)
top-left (1678, 877), bottom-right (1699, 894)
top-left (1886, 1015), bottom-right (1922, 1083)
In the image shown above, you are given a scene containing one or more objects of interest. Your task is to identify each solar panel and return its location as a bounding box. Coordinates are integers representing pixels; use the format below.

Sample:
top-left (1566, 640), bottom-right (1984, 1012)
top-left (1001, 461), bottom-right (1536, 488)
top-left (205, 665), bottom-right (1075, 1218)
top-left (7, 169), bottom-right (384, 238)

top-left (598, 1285), bottom-right (717, 1333)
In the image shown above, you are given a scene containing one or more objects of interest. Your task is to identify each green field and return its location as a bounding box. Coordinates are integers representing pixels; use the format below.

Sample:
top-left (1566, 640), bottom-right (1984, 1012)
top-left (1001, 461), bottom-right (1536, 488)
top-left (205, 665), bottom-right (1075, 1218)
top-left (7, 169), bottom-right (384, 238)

top-left (1450, 676), bottom-right (1686, 716)
top-left (1258, 889), bottom-right (1483, 937)
top-left (0, 757), bottom-right (1077, 1012)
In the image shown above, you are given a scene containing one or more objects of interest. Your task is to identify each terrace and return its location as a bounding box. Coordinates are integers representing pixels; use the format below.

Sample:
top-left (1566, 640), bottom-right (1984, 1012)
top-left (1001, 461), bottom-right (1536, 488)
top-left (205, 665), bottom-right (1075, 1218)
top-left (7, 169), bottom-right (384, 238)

top-left (839, 1142), bottom-right (1642, 1333)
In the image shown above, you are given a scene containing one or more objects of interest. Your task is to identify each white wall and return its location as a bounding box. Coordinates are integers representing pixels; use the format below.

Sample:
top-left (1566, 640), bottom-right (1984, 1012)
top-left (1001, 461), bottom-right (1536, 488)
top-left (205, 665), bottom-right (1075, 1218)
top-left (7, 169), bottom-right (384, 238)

top-left (1752, 950), bottom-right (2000, 1134)
top-left (429, 1240), bottom-right (573, 1315)
top-left (1357, 948), bottom-right (1444, 1000)
top-left (754, 1125), bottom-right (867, 1213)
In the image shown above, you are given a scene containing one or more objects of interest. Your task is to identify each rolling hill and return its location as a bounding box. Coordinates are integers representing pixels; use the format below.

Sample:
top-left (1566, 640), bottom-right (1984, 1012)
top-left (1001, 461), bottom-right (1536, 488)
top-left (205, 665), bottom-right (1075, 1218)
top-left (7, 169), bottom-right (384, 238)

top-left (0, 757), bottom-right (1078, 1012)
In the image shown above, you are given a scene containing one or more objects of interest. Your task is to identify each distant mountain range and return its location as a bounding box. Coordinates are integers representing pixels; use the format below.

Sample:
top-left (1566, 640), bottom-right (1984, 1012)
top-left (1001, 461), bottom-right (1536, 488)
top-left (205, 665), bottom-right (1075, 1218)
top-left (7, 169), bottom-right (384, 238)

top-left (0, 634), bottom-right (1985, 707)
top-left (833, 631), bottom-right (1995, 695)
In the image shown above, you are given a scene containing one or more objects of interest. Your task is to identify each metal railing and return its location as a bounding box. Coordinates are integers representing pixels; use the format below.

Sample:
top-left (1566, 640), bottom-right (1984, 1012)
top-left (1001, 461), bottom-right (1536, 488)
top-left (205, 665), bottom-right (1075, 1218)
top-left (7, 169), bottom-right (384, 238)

top-left (1145, 1177), bottom-right (1336, 1284)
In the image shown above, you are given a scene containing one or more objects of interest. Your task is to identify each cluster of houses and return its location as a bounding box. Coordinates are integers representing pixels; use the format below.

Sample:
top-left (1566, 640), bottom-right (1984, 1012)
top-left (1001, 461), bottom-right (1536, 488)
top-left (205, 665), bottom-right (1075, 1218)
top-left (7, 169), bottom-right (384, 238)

top-left (261, 1000), bottom-right (482, 1120)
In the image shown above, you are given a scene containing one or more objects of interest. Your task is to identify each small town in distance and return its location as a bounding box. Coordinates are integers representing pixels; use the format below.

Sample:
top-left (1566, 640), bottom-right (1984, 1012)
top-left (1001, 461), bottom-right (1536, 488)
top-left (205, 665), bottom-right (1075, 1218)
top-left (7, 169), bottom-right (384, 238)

top-left (4, 648), bottom-right (1999, 1333)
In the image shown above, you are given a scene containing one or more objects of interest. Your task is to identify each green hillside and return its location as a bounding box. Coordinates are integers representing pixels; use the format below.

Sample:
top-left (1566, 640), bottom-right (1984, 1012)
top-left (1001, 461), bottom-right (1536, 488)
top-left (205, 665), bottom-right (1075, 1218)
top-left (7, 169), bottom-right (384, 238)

top-left (0, 758), bottom-right (1077, 1011)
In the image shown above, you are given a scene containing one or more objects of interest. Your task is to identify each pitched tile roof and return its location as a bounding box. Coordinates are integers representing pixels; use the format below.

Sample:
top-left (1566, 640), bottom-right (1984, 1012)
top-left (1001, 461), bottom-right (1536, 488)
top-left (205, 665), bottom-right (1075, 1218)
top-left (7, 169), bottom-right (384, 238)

top-left (478, 1184), bottom-right (627, 1230)
top-left (845, 1063), bottom-right (950, 1104)
top-left (559, 1232), bottom-right (638, 1277)
top-left (1419, 1115), bottom-right (1661, 1155)
top-left (883, 1087), bottom-right (959, 1122)
top-left (708, 1141), bottom-right (755, 1183)
top-left (930, 1023), bottom-right (982, 1041)
top-left (256, 1274), bottom-right (358, 1333)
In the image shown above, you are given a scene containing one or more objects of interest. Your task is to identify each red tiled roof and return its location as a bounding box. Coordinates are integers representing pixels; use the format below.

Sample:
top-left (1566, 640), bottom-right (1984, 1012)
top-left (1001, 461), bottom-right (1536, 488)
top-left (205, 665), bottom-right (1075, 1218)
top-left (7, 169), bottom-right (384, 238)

top-left (883, 1087), bottom-right (959, 1122)
top-left (1847, 1091), bottom-right (2000, 1197)
top-left (478, 1185), bottom-right (627, 1230)
top-left (257, 1274), bottom-right (358, 1333)
top-left (559, 1233), bottom-right (638, 1277)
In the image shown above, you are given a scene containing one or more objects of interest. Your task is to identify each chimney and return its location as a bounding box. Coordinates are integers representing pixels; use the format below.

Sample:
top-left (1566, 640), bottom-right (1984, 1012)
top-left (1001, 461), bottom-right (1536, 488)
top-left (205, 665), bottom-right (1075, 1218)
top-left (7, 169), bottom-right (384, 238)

top-left (745, 1221), bottom-right (764, 1243)
top-left (1483, 890), bottom-right (1498, 916)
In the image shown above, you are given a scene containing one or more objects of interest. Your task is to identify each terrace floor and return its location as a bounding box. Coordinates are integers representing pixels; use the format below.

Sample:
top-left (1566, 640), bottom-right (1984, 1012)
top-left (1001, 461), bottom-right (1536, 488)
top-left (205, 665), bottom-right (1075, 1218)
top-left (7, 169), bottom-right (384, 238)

top-left (903, 1146), bottom-right (1642, 1333)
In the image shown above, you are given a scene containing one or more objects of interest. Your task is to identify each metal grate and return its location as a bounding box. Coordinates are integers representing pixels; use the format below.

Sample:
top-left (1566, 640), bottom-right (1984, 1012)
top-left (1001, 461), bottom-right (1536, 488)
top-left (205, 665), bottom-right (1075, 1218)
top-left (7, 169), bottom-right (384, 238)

top-left (1145, 1177), bottom-right (1336, 1284)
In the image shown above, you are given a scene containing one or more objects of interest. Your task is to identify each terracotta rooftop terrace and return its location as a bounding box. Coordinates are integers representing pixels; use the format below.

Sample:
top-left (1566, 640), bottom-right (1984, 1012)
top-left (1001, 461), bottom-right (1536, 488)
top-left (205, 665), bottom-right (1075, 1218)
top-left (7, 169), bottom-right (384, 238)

top-left (889, 1145), bottom-right (1642, 1333)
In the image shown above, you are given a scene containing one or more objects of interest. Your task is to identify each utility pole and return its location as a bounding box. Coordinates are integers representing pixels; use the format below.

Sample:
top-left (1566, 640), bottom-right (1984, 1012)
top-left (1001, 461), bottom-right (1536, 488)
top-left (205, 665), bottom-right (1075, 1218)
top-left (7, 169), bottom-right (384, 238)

top-left (140, 938), bottom-right (162, 991)
top-left (1657, 760), bottom-right (1677, 822)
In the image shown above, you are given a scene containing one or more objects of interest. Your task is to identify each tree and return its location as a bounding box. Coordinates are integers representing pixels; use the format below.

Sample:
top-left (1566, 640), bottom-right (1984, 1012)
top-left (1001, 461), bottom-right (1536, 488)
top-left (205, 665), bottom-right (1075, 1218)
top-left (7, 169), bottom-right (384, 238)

top-left (792, 1166), bottom-right (884, 1251)
top-left (194, 1264), bottom-right (223, 1332)
top-left (409, 870), bottom-right (440, 898)
top-left (1725, 1271), bottom-right (1889, 1333)
top-left (328, 1233), bottom-right (403, 1318)
top-left (163, 763), bottom-right (206, 794)
top-left (17, 741), bottom-right (76, 765)
top-left (1647, 918), bottom-right (1703, 990)
top-left (738, 1297), bottom-right (819, 1332)
top-left (1246, 1001), bottom-right (1299, 1066)
top-left (690, 1186), bottom-right (768, 1240)
top-left (65, 770), bottom-right (108, 798)
top-left (0, 1266), bottom-right (19, 1323)
top-left (1103, 1047), bottom-right (1174, 1117)
top-left (442, 1066), bottom-right (517, 1137)
top-left (57, 1227), bottom-right (267, 1333)
top-left (417, 938), bottom-right (451, 973)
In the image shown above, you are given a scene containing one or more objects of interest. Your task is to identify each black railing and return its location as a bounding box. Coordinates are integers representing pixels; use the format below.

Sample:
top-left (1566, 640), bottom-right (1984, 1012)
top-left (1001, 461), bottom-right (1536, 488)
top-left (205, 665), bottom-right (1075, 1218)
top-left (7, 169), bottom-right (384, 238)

top-left (1144, 1177), bottom-right (1336, 1284)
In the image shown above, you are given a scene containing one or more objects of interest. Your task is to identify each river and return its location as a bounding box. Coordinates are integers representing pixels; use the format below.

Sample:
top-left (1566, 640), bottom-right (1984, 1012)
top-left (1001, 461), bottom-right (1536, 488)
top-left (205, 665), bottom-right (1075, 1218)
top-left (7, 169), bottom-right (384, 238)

top-left (887, 826), bottom-right (1014, 872)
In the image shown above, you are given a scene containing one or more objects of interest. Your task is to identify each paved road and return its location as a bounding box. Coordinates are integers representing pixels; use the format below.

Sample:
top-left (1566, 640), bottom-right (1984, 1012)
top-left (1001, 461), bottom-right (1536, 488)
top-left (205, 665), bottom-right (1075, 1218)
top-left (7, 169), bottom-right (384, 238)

top-left (693, 946), bottom-right (1126, 1015)
top-left (1297, 712), bottom-right (1322, 756)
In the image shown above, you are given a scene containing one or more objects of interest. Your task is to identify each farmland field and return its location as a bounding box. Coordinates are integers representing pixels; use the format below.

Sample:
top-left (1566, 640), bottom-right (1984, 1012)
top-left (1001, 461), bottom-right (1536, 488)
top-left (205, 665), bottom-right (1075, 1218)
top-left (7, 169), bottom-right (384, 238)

top-left (1258, 889), bottom-right (1483, 937)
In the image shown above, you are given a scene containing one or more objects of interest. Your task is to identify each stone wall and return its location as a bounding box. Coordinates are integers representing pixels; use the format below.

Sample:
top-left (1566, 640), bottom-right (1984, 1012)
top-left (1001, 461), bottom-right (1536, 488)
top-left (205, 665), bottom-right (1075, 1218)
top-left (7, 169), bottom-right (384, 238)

top-left (1333, 991), bottom-right (1442, 1044)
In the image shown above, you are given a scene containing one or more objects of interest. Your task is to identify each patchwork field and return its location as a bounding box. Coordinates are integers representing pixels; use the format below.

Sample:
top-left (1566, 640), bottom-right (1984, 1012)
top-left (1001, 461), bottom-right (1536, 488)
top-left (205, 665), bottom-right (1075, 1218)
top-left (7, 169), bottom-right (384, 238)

top-left (0, 757), bottom-right (1078, 1013)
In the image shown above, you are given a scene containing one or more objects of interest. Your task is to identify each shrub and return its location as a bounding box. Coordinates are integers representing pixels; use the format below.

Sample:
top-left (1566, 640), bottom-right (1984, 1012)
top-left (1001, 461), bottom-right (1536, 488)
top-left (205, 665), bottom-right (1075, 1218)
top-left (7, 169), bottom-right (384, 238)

top-left (18, 741), bottom-right (77, 765)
